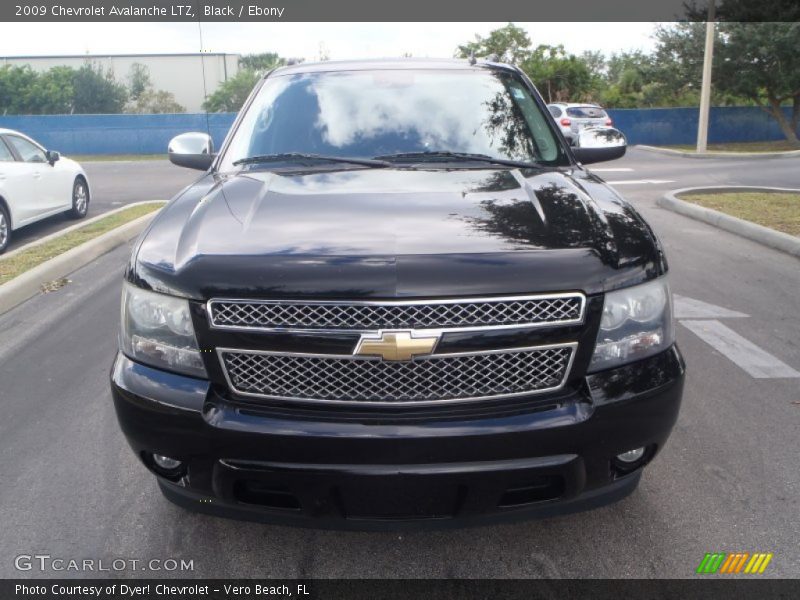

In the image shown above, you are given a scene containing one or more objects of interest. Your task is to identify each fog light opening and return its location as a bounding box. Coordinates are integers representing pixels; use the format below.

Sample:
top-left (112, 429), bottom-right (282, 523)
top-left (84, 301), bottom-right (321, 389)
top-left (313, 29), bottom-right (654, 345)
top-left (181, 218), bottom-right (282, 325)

top-left (153, 454), bottom-right (182, 470)
top-left (612, 445), bottom-right (652, 476)
top-left (147, 453), bottom-right (186, 479)
top-left (616, 447), bottom-right (645, 464)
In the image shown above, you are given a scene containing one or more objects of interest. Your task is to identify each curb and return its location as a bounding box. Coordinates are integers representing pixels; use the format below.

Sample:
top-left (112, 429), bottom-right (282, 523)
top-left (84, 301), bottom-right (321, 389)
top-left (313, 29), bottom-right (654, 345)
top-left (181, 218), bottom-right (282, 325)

top-left (657, 187), bottom-right (800, 258)
top-left (2, 201), bottom-right (164, 259)
top-left (0, 206), bottom-right (161, 316)
top-left (637, 145), bottom-right (800, 160)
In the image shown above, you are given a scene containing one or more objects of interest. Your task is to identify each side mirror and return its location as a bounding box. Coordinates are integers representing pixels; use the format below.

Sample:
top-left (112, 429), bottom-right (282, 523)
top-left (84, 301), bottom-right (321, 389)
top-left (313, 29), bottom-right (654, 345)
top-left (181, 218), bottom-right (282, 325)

top-left (46, 150), bottom-right (60, 165)
top-left (168, 132), bottom-right (215, 171)
top-left (572, 127), bottom-right (627, 165)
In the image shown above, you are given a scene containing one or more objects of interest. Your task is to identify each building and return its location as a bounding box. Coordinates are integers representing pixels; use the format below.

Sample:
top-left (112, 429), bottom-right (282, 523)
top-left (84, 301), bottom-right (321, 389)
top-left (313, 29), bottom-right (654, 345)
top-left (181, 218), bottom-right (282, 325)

top-left (0, 53), bottom-right (240, 112)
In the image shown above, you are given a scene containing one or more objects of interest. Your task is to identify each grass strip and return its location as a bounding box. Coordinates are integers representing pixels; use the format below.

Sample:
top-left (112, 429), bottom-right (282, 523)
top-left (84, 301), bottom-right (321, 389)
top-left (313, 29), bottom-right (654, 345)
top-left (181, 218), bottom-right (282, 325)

top-left (0, 203), bottom-right (164, 285)
top-left (679, 192), bottom-right (800, 237)
top-left (664, 141), bottom-right (800, 153)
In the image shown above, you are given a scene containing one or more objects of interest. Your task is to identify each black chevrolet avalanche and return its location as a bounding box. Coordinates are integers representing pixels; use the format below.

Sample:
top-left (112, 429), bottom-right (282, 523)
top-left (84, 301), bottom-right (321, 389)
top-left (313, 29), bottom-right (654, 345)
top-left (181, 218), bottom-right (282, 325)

top-left (111, 59), bottom-right (684, 528)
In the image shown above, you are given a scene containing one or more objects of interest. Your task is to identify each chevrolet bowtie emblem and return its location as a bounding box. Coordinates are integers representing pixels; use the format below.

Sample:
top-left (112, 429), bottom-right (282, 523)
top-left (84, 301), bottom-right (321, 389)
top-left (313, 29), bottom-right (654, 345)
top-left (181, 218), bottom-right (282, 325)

top-left (354, 331), bottom-right (440, 361)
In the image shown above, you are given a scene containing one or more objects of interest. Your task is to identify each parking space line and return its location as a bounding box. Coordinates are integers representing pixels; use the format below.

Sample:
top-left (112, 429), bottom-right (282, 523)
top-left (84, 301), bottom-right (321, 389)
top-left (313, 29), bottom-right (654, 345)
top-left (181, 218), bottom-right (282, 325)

top-left (606, 179), bottom-right (675, 185)
top-left (680, 319), bottom-right (800, 379)
top-left (590, 167), bottom-right (634, 172)
top-left (674, 295), bottom-right (748, 319)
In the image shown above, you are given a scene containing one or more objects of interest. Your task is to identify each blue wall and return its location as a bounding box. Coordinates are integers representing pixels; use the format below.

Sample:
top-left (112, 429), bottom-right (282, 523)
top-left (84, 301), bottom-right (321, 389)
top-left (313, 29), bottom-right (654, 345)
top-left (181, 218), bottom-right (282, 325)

top-left (0, 113), bottom-right (236, 155)
top-left (0, 106), bottom-right (796, 154)
top-left (607, 106), bottom-right (797, 146)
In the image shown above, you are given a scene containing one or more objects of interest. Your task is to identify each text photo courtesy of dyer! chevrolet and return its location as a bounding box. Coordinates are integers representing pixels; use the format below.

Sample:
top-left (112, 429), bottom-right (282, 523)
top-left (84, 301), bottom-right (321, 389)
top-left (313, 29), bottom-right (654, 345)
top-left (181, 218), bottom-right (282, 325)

top-left (0, 0), bottom-right (799, 597)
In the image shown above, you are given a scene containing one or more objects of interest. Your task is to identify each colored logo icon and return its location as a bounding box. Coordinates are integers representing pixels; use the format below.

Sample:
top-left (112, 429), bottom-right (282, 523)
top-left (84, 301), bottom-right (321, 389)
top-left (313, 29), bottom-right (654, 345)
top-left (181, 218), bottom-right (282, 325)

top-left (696, 552), bottom-right (773, 574)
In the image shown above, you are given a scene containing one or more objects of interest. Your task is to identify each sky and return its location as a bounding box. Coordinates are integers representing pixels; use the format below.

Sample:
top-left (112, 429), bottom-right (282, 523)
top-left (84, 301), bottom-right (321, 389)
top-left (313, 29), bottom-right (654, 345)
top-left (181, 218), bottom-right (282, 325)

top-left (0, 22), bottom-right (659, 60)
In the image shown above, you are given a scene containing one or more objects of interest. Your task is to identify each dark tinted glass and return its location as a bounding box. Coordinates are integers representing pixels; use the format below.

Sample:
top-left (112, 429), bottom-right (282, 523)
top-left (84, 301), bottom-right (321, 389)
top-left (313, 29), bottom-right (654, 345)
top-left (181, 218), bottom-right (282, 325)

top-left (565, 106), bottom-right (607, 119)
top-left (222, 69), bottom-right (566, 169)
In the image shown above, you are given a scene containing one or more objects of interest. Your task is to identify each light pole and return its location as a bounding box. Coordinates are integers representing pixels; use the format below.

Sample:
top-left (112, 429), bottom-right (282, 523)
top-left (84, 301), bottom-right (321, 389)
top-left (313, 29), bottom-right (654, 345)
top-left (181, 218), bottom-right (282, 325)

top-left (696, 1), bottom-right (716, 153)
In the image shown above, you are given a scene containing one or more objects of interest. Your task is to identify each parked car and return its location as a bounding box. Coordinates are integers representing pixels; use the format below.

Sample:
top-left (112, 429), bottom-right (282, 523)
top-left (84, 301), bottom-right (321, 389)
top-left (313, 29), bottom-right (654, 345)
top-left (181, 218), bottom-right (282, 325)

top-left (0, 129), bottom-right (90, 253)
top-left (547, 103), bottom-right (614, 145)
top-left (111, 58), bottom-right (683, 528)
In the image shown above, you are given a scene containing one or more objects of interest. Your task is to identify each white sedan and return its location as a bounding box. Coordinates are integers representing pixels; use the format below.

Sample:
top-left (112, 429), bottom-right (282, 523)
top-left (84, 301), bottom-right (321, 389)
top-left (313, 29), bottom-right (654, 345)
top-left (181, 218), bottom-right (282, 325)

top-left (0, 128), bottom-right (91, 253)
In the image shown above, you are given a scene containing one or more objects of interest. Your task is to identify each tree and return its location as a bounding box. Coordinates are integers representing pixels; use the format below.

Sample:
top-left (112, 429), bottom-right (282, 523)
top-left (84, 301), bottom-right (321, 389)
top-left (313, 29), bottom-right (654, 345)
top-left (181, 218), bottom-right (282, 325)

top-left (202, 69), bottom-right (261, 112)
top-left (0, 65), bottom-right (39, 114)
top-left (455, 25), bottom-right (597, 103)
top-left (202, 53), bottom-right (287, 112)
top-left (714, 22), bottom-right (800, 145)
top-left (27, 67), bottom-right (75, 114)
top-left (127, 89), bottom-right (185, 114)
top-left (455, 23), bottom-right (532, 64)
top-left (71, 63), bottom-right (128, 114)
top-left (124, 64), bottom-right (185, 113)
top-left (581, 50), bottom-right (607, 90)
top-left (239, 52), bottom-right (285, 72)
top-left (128, 62), bottom-right (151, 102)
top-left (521, 45), bottom-right (594, 103)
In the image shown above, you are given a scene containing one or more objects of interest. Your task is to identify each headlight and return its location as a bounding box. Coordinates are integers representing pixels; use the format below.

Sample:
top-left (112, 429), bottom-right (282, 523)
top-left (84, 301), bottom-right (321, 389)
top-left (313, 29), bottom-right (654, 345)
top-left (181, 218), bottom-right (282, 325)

top-left (589, 277), bottom-right (674, 372)
top-left (120, 282), bottom-right (207, 378)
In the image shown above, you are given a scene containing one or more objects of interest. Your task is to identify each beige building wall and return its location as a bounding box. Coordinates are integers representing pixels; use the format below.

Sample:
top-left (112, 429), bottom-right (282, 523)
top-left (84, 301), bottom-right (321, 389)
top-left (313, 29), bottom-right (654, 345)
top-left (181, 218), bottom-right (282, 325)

top-left (0, 53), bottom-right (240, 112)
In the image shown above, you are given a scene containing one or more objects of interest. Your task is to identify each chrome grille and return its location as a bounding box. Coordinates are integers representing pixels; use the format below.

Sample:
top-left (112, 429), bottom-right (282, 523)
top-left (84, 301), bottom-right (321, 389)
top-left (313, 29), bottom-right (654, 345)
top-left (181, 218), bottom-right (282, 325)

top-left (208, 293), bottom-right (585, 333)
top-left (218, 344), bottom-right (576, 405)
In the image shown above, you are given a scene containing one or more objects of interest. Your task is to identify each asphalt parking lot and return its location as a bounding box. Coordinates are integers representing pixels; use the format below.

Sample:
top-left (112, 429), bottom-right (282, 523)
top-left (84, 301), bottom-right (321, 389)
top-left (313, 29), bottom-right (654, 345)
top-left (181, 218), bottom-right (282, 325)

top-left (0, 147), bottom-right (798, 578)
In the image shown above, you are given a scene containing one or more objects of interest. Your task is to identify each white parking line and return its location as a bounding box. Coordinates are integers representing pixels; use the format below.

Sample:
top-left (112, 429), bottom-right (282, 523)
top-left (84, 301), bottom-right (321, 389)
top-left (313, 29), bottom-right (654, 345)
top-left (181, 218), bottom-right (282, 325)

top-left (674, 295), bottom-right (748, 319)
top-left (681, 319), bottom-right (800, 379)
top-left (590, 167), bottom-right (634, 172)
top-left (606, 179), bottom-right (675, 185)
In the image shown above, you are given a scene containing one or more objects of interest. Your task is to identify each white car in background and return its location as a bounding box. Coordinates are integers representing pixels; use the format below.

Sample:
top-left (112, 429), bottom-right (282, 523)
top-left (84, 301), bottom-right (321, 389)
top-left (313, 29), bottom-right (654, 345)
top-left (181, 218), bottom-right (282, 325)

top-left (547, 103), bottom-right (614, 146)
top-left (0, 128), bottom-right (90, 253)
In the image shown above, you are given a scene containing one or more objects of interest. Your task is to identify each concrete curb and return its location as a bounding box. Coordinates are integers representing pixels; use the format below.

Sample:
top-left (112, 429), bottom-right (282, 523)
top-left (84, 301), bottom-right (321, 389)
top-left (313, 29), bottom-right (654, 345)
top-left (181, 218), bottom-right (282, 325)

top-left (0, 205), bottom-right (162, 315)
top-left (657, 186), bottom-right (800, 258)
top-left (2, 201), bottom-right (164, 259)
top-left (637, 145), bottom-right (800, 160)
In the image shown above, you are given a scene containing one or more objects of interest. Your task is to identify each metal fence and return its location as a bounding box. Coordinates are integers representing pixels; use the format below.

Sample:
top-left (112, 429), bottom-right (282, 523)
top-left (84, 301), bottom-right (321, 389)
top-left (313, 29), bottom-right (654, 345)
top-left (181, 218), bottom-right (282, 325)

top-left (0, 106), bottom-right (796, 155)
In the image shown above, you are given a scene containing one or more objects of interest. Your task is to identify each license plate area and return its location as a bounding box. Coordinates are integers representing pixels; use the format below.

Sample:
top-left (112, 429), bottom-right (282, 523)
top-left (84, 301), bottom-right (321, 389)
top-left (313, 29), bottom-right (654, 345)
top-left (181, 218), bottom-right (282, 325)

top-left (338, 476), bottom-right (463, 520)
top-left (215, 455), bottom-right (580, 521)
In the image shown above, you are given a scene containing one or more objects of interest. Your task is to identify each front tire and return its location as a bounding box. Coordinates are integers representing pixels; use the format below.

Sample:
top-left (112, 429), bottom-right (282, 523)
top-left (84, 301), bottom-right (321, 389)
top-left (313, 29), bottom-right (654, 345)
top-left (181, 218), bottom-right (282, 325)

top-left (68, 177), bottom-right (89, 219)
top-left (0, 204), bottom-right (10, 254)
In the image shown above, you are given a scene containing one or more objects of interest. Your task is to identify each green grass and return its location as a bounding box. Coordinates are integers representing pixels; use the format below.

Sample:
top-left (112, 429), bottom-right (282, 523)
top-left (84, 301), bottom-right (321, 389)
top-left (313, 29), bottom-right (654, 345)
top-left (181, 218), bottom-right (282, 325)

top-left (0, 203), bottom-right (164, 285)
top-left (663, 140), bottom-right (800, 153)
top-left (679, 192), bottom-right (800, 237)
top-left (70, 154), bottom-right (165, 162)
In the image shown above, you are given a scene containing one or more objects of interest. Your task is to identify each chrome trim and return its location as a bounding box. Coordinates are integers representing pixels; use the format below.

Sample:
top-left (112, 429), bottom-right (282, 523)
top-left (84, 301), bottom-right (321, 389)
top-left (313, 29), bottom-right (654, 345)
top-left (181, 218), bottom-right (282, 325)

top-left (216, 342), bottom-right (578, 406)
top-left (206, 292), bottom-right (586, 334)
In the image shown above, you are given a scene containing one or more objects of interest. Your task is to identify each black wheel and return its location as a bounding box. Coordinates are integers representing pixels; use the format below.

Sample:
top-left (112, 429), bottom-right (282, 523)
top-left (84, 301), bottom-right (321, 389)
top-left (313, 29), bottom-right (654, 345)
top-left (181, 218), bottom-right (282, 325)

top-left (68, 177), bottom-right (89, 219)
top-left (0, 203), bottom-right (10, 254)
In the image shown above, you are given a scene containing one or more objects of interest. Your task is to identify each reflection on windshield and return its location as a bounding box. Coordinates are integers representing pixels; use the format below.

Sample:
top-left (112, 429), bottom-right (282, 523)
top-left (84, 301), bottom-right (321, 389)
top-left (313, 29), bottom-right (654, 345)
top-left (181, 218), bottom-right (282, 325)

top-left (222, 69), bottom-right (564, 170)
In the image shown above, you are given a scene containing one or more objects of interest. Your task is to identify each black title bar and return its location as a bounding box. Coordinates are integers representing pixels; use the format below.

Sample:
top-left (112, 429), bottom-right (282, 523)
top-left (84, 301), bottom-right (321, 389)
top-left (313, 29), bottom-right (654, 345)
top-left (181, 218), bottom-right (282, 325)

top-left (4, 579), bottom-right (800, 600)
top-left (1, 0), bottom-right (794, 22)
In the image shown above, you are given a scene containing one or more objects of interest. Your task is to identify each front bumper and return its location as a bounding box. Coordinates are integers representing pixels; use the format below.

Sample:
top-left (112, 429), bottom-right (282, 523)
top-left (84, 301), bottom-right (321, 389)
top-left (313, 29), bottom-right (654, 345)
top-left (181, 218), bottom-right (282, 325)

top-left (110, 345), bottom-right (684, 529)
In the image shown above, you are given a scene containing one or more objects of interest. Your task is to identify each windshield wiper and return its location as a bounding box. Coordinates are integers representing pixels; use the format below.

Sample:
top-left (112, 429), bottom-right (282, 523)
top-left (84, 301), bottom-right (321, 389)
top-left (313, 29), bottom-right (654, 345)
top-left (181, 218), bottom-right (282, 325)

top-left (233, 153), bottom-right (391, 168)
top-left (373, 151), bottom-right (539, 169)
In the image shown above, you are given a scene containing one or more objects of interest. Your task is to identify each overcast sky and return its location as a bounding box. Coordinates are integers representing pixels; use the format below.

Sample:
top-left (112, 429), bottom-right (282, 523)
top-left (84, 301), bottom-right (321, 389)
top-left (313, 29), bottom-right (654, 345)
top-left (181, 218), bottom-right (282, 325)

top-left (0, 22), bottom-right (659, 60)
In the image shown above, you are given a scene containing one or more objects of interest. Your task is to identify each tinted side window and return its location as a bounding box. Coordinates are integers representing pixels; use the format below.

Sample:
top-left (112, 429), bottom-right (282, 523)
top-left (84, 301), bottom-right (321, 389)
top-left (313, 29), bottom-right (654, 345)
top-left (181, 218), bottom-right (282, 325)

top-left (548, 106), bottom-right (562, 117)
top-left (0, 138), bottom-right (15, 162)
top-left (7, 135), bottom-right (46, 163)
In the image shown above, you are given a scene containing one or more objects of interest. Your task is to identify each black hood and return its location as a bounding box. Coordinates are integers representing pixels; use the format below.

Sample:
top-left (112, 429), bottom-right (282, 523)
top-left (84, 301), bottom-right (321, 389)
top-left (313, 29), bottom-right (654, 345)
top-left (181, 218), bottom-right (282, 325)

top-left (131, 166), bottom-right (664, 299)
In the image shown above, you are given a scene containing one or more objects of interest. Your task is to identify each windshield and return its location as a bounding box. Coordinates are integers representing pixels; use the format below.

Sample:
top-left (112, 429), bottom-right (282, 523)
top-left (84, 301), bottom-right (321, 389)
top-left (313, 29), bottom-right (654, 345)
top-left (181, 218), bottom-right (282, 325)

top-left (219, 68), bottom-right (567, 171)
